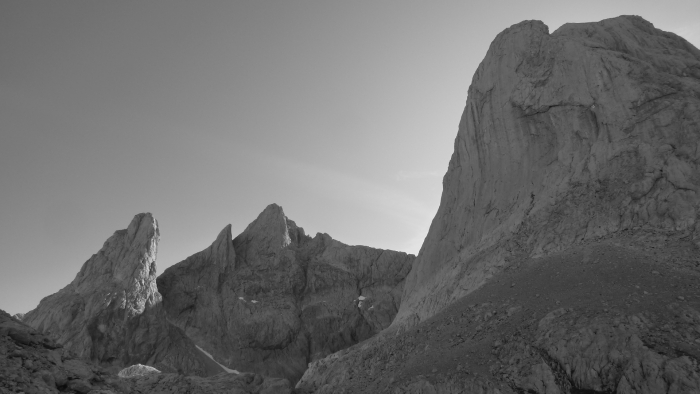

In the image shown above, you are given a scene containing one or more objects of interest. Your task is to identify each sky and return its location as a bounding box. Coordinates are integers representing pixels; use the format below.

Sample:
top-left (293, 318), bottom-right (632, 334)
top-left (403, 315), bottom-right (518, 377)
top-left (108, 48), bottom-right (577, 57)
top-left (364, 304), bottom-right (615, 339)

top-left (1, 0), bottom-right (699, 315)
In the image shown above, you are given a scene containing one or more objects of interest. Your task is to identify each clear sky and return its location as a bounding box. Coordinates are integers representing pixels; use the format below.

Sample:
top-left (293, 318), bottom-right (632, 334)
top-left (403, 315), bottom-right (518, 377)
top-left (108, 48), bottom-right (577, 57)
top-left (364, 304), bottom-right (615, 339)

top-left (1, 1), bottom-right (699, 315)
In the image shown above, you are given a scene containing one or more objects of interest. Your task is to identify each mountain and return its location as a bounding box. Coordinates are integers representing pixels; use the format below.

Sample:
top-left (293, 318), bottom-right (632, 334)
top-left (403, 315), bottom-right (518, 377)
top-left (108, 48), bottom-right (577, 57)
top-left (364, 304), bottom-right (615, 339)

top-left (296, 15), bottom-right (700, 393)
top-left (22, 214), bottom-right (225, 377)
top-left (157, 204), bottom-right (414, 383)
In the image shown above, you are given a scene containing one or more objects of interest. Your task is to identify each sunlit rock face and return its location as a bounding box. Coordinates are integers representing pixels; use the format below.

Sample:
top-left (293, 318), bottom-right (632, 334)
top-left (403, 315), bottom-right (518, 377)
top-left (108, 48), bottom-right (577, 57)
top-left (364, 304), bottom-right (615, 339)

top-left (23, 214), bottom-right (224, 376)
top-left (394, 15), bottom-right (700, 328)
top-left (158, 203), bottom-right (414, 383)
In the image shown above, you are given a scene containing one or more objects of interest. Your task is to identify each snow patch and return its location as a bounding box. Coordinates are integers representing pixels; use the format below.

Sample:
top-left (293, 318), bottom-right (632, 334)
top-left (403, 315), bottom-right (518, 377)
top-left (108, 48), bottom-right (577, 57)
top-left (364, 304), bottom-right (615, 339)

top-left (195, 345), bottom-right (239, 374)
top-left (358, 296), bottom-right (366, 301)
top-left (251, 300), bottom-right (258, 304)
top-left (238, 297), bottom-right (245, 301)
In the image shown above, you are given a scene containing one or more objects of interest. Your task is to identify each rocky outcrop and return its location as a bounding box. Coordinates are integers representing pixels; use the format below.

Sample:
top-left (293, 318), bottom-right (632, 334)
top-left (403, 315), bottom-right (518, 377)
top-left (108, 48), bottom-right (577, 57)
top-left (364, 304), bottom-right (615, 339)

top-left (0, 309), bottom-right (292, 394)
top-left (158, 204), bottom-right (414, 383)
top-left (1, 307), bottom-right (116, 394)
top-left (394, 15), bottom-right (700, 328)
top-left (296, 238), bottom-right (700, 393)
top-left (116, 372), bottom-right (292, 394)
top-left (22, 214), bottom-right (224, 377)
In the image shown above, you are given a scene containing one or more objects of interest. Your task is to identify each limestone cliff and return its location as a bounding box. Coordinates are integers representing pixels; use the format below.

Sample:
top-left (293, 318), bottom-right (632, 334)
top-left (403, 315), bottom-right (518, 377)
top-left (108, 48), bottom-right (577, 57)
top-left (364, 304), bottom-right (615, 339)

top-left (22, 214), bottom-right (224, 376)
top-left (157, 204), bottom-right (414, 383)
top-left (394, 15), bottom-right (700, 328)
top-left (296, 15), bottom-right (700, 394)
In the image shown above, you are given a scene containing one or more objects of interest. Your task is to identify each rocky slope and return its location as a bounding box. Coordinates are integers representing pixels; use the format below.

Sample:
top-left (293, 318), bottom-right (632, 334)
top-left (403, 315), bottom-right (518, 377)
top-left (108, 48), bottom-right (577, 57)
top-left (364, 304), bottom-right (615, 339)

top-left (157, 204), bottom-right (415, 384)
top-left (296, 15), bottom-right (700, 393)
top-left (22, 214), bottom-right (224, 377)
top-left (0, 309), bottom-right (292, 394)
top-left (297, 236), bottom-right (700, 393)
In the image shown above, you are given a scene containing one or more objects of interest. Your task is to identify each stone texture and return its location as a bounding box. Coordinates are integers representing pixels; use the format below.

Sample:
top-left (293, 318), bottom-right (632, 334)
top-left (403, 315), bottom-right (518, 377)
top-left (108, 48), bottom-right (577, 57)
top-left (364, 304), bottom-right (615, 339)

top-left (115, 371), bottom-right (292, 394)
top-left (22, 214), bottom-right (224, 377)
top-left (158, 204), bottom-right (414, 383)
top-left (394, 15), bottom-right (700, 328)
top-left (117, 364), bottom-right (161, 378)
top-left (0, 308), bottom-right (292, 394)
top-left (0, 308), bottom-right (112, 394)
top-left (295, 239), bottom-right (700, 393)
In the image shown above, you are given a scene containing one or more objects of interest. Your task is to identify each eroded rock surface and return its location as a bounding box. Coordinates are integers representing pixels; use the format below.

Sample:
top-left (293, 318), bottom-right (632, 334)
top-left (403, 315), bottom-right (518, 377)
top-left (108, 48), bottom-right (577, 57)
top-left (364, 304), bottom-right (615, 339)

top-left (296, 239), bottom-right (700, 393)
top-left (0, 309), bottom-right (291, 394)
top-left (395, 14), bottom-right (700, 328)
top-left (1, 308), bottom-right (115, 394)
top-left (297, 15), bottom-right (700, 393)
top-left (22, 214), bottom-right (223, 376)
top-left (158, 204), bottom-right (414, 383)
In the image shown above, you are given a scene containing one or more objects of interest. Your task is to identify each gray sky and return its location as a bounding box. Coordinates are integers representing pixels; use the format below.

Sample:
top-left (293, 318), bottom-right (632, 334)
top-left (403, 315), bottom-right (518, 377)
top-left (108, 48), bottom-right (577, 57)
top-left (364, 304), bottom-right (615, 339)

top-left (1, 1), bottom-right (699, 315)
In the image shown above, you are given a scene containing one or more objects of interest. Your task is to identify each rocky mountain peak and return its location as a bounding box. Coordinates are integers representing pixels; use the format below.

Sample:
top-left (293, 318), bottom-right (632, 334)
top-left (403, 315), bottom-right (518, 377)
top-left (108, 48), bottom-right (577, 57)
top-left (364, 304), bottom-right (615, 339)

top-left (233, 204), bottom-right (311, 260)
top-left (394, 15), bottom-right (700, 328)
top-left (209, 224), bottom-right (235, 268)
top-left (46, 213), bottom-right (161, 321)
top-left (23, 214), bottom-right (224, 376)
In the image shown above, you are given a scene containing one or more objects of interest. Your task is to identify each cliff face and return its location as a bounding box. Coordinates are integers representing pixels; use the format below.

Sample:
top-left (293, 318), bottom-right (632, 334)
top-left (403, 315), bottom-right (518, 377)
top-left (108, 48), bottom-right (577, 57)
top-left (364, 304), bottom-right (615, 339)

top-left (157, 204), bottom-right (414, 383)
top-left (395, 15), bottom-right (700, 328)
top-left (22, 214), bottom-right (224, 377)
top-left (296, 16), bottom-right (700, 393)
top-left (0, 309), bottom-right (292, 394)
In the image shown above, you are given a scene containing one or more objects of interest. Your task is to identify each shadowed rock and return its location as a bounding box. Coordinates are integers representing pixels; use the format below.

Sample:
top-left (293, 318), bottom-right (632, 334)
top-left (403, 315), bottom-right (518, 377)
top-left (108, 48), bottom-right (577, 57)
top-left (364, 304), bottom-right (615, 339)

top-left (158, 203), bottom-right (414, 383)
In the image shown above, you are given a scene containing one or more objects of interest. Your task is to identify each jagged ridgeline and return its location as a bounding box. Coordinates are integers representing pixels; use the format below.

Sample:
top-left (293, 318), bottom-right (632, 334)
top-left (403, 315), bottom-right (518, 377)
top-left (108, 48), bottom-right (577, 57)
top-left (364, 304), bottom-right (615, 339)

top-left (19, 204), bottom-right (414, 384)
top-left (7, 14), bottom-right (700, 394)
top-left (296, 15), bottom-right (700, 393)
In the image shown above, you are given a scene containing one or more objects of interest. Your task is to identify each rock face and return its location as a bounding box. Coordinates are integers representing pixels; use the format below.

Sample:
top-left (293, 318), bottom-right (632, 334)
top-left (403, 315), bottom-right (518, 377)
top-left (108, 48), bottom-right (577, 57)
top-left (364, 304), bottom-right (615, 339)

top-left (394, 15), bottom-right (700, 328)
top-left (0, 308), bottom-right (292, 394)
top-left (296, 15), bottom-right (700, 393)
top-left (22, 214), bottom-right (224, 377)
top-left (1, 307), bottom-right (114, 394)
top-left (157, 204), bottom-right (414, 383)
top-left (296, 238), bottom-right (700, 393)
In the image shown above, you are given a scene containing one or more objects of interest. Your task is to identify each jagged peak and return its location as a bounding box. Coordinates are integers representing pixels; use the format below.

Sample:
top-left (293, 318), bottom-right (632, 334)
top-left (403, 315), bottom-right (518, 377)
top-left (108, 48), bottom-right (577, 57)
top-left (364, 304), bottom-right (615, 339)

top-left (208, 224), bottom-right (235, 267)
top-left (74, 213), bottom-right (160, 291)
top-left (112, 212), bottom-right (160, 251)
top-left (233, 204), bottom-right (313, 258)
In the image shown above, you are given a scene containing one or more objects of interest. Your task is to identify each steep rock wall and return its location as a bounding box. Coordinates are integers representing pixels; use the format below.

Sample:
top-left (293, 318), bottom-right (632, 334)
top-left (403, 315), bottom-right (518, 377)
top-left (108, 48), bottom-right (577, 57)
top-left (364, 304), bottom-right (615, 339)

top-left (394, 15), bottom-right (700, 327)
top-left (23, 214), bottom-right (223, 376)
top-left (157, 204), bottom-right (414, 383)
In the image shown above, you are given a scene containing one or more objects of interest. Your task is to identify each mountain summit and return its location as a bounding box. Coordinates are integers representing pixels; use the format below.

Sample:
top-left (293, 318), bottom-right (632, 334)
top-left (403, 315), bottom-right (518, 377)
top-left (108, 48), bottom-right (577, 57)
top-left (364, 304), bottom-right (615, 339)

top-left (395, 14), bottom-right (700, 328)
top-left (158, 203), bottom-right (414, 383)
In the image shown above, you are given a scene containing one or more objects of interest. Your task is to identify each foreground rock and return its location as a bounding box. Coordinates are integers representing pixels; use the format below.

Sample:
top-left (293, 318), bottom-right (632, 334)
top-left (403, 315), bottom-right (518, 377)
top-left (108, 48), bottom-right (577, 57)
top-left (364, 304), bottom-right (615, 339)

top-left (0, 309), bottom-right (292, 393)
top-left (158, 204), bottom-right (415, 383)
top-left (118, 372), bottom-right (292, 394)
top-left (395, 15), bottom-right (700, 328)
top-left (22, 214), bottom-right (223, 376)
top-left (1, 308), bottom-right (116, 394)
